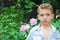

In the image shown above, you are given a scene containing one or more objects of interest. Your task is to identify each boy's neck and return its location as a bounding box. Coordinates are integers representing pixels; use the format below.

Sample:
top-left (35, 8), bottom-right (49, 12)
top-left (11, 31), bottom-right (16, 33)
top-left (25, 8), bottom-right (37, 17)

top-left (40, 23), bottom-right (51, 29)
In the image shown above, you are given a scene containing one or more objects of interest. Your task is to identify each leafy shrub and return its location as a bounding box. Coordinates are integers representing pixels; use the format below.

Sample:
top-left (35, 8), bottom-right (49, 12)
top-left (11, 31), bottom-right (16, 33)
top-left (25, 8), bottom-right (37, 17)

top-left (0, 0), bottom-right (36, 40)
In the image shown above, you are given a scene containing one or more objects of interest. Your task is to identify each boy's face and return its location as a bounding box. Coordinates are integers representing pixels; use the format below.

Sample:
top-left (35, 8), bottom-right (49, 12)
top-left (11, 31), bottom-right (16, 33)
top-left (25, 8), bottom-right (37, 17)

top-left (37, 9), bottom-right (54, 24)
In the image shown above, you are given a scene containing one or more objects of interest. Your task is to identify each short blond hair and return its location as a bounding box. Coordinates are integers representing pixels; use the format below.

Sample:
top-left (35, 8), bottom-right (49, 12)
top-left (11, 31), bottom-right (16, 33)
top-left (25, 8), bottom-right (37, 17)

top-left (37, 3), bottom-right (53, 14)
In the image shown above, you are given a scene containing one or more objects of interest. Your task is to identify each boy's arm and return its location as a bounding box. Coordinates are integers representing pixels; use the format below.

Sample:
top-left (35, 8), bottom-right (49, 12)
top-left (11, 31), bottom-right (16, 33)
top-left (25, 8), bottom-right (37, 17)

top-left (26, 29), bottom-right (34, 40)
top-left (56, 30), bottom-right (60, 40)
top-left (26, 27), bottom-right (36, 40)
top-left (26, 26), bottom-right (37, 40)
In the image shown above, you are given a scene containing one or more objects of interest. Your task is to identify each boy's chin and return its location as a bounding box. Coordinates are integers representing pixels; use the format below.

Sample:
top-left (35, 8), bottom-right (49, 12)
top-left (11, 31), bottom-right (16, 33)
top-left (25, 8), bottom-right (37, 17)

top-left (42, 22), bottom-right (50, 25)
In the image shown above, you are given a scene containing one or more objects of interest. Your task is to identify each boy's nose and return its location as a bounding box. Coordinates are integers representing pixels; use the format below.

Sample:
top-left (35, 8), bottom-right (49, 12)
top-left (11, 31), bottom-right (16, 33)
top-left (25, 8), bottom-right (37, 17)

top-left (44, 15), bottom-right (47, 19)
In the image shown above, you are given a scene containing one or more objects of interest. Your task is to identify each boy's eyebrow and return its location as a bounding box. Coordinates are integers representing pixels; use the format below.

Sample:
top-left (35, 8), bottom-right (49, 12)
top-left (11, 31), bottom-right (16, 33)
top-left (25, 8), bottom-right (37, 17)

top-left (39, 13), bottom-right (51, 15)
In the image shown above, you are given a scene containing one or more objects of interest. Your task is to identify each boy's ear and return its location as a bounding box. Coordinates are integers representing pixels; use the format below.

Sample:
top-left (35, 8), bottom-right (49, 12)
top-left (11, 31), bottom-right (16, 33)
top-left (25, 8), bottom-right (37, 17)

top-left (37, 15), bottom-right (40, 20)
top-left (52, 14), bottom-right (54, 19)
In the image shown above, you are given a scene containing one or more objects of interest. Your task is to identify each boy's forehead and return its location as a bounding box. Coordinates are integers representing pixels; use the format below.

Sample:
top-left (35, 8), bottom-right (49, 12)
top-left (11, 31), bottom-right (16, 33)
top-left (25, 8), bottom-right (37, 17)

top-left (38, 9), bottom-right (51, 13)
top-left (39, 9), bottom-right (50, 11)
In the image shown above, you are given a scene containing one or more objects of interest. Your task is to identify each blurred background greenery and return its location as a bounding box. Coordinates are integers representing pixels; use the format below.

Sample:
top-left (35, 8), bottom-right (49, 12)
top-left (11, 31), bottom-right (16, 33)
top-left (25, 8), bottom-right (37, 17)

top-left (0, 0), bottom-right (60, 40)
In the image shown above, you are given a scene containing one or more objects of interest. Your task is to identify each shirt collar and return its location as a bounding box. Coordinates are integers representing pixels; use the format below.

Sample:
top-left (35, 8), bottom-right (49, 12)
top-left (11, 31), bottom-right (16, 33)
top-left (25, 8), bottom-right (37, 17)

top-left (37, 23), bottom-right (56, 36)
top-left (37, 23), bottom-right (56, 32)
top-left (51, 25), bottom-right (56, 32)
top-left (37, 23), bottom-right (44, 37)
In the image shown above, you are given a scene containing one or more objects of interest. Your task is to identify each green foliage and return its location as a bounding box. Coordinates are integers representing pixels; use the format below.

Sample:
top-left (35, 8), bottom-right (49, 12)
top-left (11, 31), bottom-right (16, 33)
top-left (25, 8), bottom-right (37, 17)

top-left (42, 0), bottom-right (60, 9)
top-left (0, 7), bottom-right (20, 40)
top-left (0, 0), bottom-right (36, 40)
top-left (51, 19), bottom-right (60, 32)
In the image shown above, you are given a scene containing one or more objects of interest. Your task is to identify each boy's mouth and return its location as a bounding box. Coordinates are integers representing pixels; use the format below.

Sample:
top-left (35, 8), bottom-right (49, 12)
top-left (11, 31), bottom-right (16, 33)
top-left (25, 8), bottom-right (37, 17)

top-left (43, 20), bottom-right (47, 22)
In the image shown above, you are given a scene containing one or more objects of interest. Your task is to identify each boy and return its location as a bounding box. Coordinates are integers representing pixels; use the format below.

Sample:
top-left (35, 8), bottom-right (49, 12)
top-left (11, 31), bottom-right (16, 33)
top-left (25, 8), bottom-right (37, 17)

top-left (26, 3), bottom-right (60, 40)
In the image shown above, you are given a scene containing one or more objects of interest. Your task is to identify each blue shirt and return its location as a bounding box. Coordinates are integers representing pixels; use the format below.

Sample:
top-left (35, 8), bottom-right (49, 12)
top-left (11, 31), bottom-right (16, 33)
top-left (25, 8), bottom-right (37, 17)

top-left (26, 24), bottom-right (60, 40)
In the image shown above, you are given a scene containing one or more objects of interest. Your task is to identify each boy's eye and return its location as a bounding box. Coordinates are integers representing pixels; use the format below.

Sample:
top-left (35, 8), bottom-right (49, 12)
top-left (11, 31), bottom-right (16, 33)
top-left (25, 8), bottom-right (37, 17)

top-left (40, 14), bottom-right (44, 16)
top-left (39, 14), bottom-right (50, 16)
top-left (46, 14), bottom-right (50, 16)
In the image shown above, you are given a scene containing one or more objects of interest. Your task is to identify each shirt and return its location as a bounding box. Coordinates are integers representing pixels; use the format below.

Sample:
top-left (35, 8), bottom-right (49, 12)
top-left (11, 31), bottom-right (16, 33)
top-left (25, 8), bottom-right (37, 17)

top-left (26, 24), bottom-right (60, 40)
